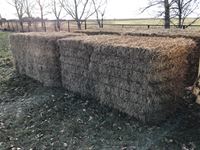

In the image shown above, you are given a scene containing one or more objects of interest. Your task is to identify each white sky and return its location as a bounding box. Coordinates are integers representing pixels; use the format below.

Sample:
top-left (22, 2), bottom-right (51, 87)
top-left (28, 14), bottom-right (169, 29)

top-left (0, 0), bottom-right (160, 19)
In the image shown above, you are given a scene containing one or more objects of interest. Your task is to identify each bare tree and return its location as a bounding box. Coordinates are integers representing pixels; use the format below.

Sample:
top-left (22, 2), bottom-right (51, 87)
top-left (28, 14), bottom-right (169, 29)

top-left (92, 0), bottom-right (107, 28)
top-left (51, 0), bottom-right (64, 31)
top-left (60, 0), bottom-right (94, 30)
top-left (0, 14), bottom-right (2, 28)
top-left (164, 0), bottom-right (170, 28)
top-left (171, 0), bottom-right (200, 28)
top-left (25, 0), bottom-right (35, 31)
top-left (36, 0), bottom-right (48, 31)
top-left (142, 0), bottom-right (200, 29)
top-left (9, 0), bottom-right (26, 31)
top-left (142, 0), bottom-right (174, 29)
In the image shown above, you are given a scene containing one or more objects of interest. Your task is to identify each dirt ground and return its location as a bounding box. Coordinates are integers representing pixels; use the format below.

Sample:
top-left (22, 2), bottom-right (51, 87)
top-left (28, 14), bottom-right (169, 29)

top-left (0, 32), bottom-right (200, 150)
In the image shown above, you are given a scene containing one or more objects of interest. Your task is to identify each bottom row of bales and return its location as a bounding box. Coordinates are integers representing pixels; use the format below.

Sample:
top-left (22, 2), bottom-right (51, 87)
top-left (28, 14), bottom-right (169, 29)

top-left (10, 33), bottom-right (196, 123)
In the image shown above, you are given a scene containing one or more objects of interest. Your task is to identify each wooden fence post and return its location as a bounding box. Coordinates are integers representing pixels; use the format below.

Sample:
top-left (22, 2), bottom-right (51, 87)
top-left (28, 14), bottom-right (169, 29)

top-left (7, 21), bottom-right (10, 31)
top-left (0, 20), bottom-right (2, 28)
top-left (54, 20), bottom-right (57, 32)
top-left (84, 20), bottom-right (87, 30)
top-left (44, 21), bottom-right (47, 32)
top-left (101, 18), bottom-right (103, 28)
top-left (68, 20), bottom-right (70, 32)
top-left (11, 21), bottom-right (15, 31)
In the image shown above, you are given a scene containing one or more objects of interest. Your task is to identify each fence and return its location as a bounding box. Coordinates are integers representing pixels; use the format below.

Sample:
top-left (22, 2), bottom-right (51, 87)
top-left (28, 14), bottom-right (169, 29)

top-left (1, 19), bottom-right (200, 32)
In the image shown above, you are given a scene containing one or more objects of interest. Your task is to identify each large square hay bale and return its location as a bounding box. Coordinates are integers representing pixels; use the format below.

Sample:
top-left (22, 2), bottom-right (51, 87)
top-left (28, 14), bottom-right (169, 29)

top-left (59, 35), bottom-right (196, 123)
top-left (123, 29), bottom-right (200, 84)
top-left (74, 29), bottom-right (121, 35)
top-left (10, 32), bottom-right (83, 87)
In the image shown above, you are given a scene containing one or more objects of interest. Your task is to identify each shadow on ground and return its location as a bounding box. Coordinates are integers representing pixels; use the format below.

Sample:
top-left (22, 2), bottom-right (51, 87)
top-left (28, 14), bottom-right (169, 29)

top-left (0, 61), bottom-right (200, 150)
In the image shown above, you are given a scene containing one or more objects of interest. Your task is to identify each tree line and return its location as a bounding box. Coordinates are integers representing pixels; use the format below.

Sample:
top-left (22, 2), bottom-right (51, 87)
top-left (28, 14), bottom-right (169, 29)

top-left (143, 0), bottom-right (200, 29)
top-left (1, 0), bottom-right (200, 31)
top-left (4, 0), bottom-right (107, 31)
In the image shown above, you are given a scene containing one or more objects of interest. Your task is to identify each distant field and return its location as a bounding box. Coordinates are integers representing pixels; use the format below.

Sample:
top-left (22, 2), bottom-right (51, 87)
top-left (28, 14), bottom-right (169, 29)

top-left (100, 18), bottom-right (200, 26)
top-left (102, 18), bottom-right (164, 25)
top-left (1, 18), bottom-right (200, 32)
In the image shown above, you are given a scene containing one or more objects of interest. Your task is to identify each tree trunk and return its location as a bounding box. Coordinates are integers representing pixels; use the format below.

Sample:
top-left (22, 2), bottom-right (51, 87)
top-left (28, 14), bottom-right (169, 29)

top-left (28, 21), bottom-right (31, 32)
top-left (57, 19), bottom-right (61, 31)
top-left (178, 14), bottom-right (182, 28)
top-left (177, 0), bottom-right (182, 28)
top-left (101, 16), bottom-right (104, 28)
top-left (77, 20), bottom-right (81, 30)
top-left (19, 19), bottom-right (24, 32)
top-left (40, 8), bottom-right (46, 31)
top-left (97, 20), bottom-right (101, 28)
top-left (164, 0), bottom-right (170, 29)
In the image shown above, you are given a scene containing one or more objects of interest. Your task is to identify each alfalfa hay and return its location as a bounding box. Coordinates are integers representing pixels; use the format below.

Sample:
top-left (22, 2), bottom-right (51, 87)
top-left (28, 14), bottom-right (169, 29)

top-left (59, 35), bottom-right (196, 123)
top-left (10, 32), bottom-right (83, 87)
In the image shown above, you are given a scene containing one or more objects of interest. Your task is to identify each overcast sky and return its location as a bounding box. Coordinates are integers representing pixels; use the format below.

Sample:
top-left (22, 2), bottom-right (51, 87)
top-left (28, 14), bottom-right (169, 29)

top-left (0, 0), bottom-right (157, 19)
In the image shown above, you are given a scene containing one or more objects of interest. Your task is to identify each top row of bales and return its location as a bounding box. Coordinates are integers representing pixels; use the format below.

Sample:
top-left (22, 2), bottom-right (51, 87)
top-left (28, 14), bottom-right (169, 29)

top-left (75, 28), bottom-right (200, 84)
top-left (75, 28), bottom-right (200, 38)
top-left (10, 31), bottom-right (198, 123)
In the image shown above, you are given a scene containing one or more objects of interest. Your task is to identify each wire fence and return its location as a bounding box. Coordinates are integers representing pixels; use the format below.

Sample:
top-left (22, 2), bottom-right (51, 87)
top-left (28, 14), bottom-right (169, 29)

top-left (1, 19), bottom-right (200, 32)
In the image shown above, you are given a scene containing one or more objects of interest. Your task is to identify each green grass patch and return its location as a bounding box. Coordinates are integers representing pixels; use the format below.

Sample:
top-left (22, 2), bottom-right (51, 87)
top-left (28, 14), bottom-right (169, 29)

top-left (0, 32), bottom-right (13, 82)
top-left (0, 32), bottom-right (11, 63)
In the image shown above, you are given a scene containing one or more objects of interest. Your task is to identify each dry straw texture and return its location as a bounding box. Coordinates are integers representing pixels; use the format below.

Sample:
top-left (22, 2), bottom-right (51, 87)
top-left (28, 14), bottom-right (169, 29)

top-left (74, 29), bottom-right (121, 35)
top-left (77, 29), bottom-right (200, 85)
top-left (10, 32), bottom-right (83, 87)
top-left (123, 28), bottom-right (200, 38)
top-left (123, 29), bottom-right (200, 85)
top-left (59, 35), bottom-right (196, 123)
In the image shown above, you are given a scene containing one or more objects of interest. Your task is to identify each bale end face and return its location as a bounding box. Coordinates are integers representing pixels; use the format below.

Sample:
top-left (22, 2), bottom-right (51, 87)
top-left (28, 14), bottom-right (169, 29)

top-left (10, 32), bottom-right (84, 87)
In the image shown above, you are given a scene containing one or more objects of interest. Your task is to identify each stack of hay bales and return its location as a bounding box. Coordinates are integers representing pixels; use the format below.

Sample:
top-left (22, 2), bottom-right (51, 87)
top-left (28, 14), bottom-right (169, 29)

top-left (59, 35), bottom-right (196, 123)
top-left (75, 29), bottom-right (200, 86)
top-left (10, 32), bottom-right (83, 87)
top-left (123, 28), bottom-right (200, 38)
top-left (74, 29), bottom-right (121, 35)
top-left (123, 29), bottom-right (200, 85)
